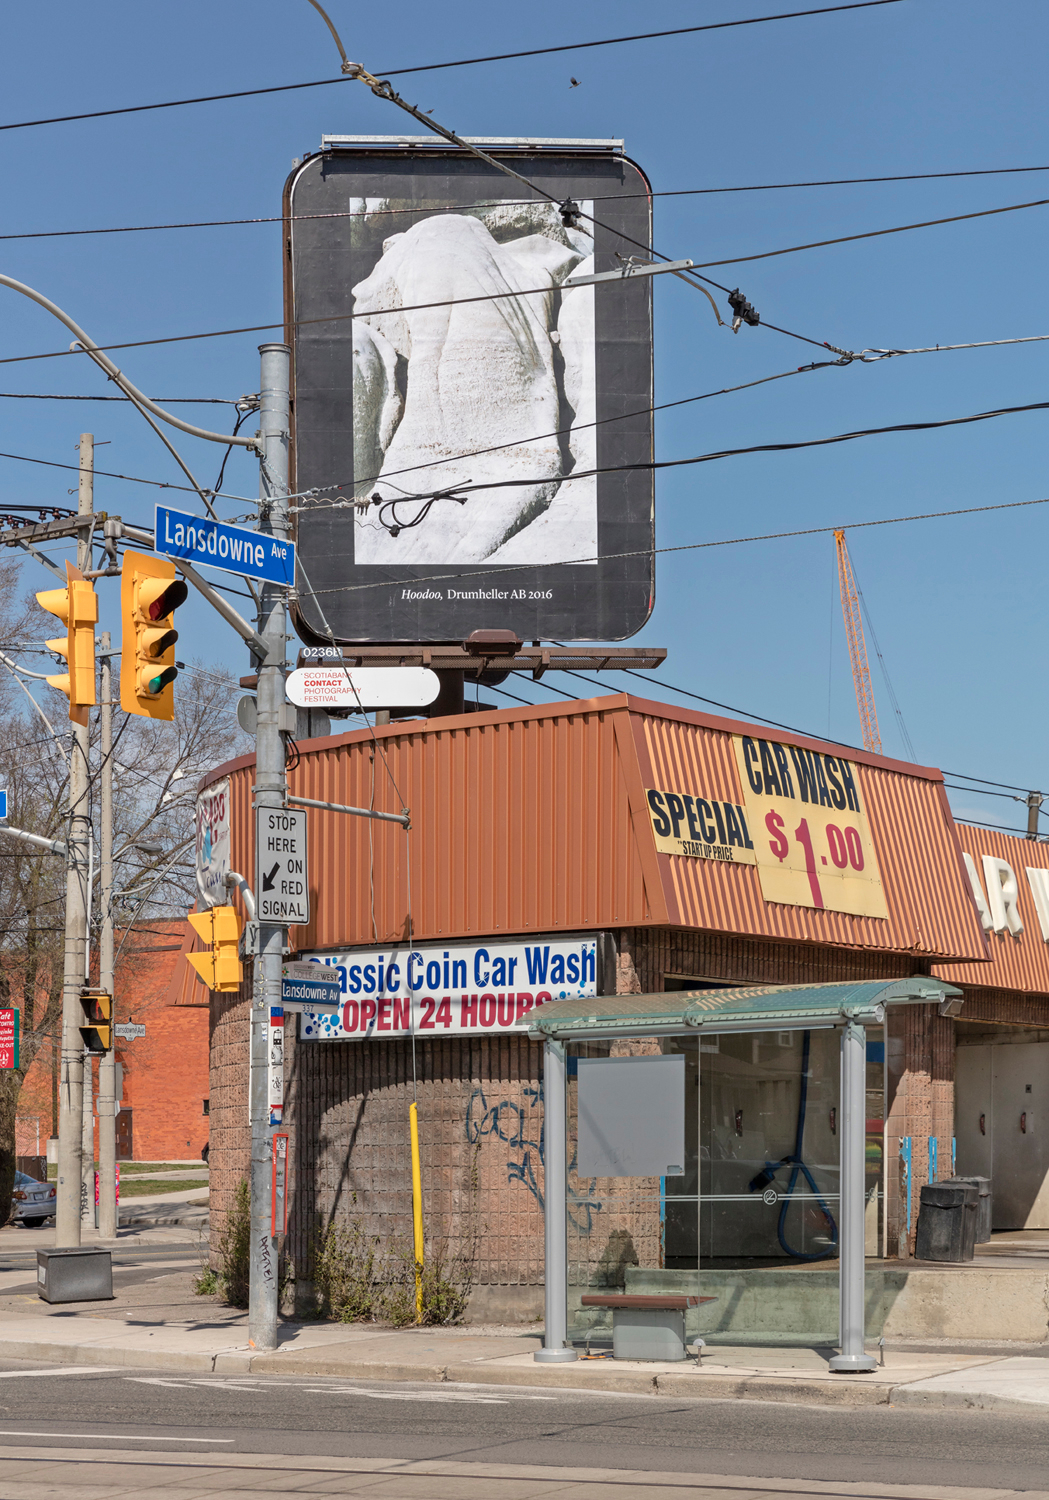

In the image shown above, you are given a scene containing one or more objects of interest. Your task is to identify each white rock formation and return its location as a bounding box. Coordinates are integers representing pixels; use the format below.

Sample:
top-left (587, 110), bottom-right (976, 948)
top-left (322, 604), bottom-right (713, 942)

top-left (352, 321), bottom-right (402, 495)
top-left (351, 212), bottom-right (587, 565)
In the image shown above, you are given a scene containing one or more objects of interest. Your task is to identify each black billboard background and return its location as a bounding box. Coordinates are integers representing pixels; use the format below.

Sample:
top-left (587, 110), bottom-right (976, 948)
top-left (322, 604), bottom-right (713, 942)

top-left (286, 146), bottom-right (654, 645)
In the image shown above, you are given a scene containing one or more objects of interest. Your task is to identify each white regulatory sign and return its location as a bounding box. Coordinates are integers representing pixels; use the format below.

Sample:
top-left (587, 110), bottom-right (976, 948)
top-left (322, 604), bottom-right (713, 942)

top-left (255, 807), bottom-right (310, 926)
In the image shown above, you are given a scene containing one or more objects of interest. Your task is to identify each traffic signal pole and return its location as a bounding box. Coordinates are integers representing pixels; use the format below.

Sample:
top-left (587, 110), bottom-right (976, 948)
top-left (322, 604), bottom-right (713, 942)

top-left (249, 343), bottom-right (291, 1350)
top-left (55, 435), bottom-right (94, 1247)
top-left (97, 632), bottom-right (118, 1240)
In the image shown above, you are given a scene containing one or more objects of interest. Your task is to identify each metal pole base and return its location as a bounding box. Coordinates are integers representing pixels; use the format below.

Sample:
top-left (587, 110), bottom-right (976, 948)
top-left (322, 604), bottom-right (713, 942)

top-left (829, 1352), bottom-right (877, 1373)
top-left (534, 1346), bottom-right (579, 1363)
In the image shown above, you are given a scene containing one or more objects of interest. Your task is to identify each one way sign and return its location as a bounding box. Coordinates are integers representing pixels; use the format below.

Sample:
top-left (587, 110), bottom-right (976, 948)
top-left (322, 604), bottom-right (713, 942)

top-left (255, 808), bottom-right (310, 925)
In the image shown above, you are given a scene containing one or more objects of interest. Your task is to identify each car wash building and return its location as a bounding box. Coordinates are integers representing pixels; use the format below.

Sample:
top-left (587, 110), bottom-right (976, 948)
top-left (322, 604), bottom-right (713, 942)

top-left (184, 692), bottom-right (1000, 1331)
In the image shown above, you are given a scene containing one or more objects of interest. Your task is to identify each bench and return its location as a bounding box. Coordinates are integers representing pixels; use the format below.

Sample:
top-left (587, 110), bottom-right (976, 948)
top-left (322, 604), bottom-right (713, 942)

top-left (580, 1294), bottom-right (714, 1361)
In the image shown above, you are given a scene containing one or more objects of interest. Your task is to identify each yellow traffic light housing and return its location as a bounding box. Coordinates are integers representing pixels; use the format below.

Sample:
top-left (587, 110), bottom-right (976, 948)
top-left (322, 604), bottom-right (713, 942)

top-left (187, 905), bottom-right (243, 992)
top-left (79, 989), bottom-right (113, 1053)
top-left (36, 562), bottom-right (97, 727)
top-left (120, 551), bottom-right (189, 721)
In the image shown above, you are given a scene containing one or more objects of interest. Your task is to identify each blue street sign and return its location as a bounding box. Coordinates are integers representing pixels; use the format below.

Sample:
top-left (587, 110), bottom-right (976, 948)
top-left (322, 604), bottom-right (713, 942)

top-left (282, 976), bottom-right (341, 1010)
top-left (154, 505), bottom-right (295, 585)
top-left (0, 790), bottom-right (7, 820)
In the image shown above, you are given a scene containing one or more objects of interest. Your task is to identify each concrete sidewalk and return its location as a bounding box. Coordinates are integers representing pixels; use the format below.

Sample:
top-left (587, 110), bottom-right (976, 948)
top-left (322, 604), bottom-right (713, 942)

top-left (0, 1269), bottom-right (1047, 1410)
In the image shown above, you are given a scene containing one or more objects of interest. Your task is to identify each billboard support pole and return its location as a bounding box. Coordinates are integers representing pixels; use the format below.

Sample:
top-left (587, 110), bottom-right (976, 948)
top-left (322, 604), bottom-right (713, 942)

top-left (248, 343), bottom-right (291, 1353)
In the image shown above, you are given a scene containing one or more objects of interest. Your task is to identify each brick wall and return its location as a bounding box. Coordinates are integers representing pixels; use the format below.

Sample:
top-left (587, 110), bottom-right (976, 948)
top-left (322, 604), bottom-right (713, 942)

top-left (208, 927), bottom-right (972, 1305)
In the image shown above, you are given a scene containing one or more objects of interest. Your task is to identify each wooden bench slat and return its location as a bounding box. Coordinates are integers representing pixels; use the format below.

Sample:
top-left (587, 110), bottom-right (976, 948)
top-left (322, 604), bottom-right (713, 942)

top-left (579, 1294), bottom-right (713, 1309)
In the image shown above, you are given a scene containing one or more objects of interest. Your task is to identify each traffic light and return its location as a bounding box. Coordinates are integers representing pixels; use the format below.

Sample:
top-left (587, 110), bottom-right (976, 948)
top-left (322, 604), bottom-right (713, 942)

top-left (187, 905), bottom-right (243, 992)
top-left (79, 989), bottom-right (113, 1053)
top-left (120, 551), bottom-right (189, 721)
top-left (36, 562), bottom-right (97, 727)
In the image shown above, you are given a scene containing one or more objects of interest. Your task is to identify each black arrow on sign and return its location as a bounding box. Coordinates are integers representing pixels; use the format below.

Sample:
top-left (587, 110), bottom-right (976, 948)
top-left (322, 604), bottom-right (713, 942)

top-left (262, 862), bottom-right (280, 892)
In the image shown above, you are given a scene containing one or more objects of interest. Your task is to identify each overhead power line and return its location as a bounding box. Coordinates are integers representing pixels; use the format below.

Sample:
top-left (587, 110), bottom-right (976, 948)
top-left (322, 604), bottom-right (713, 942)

top-left (0, 392), bottom-right (237, 404)
top-left (0, 3), bottom-right (907, 135)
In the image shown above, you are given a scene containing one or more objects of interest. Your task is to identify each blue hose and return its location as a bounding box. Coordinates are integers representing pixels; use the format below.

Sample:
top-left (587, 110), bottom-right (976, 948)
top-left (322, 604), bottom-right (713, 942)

top-left (748, 1030), bottom-right (838, 1262)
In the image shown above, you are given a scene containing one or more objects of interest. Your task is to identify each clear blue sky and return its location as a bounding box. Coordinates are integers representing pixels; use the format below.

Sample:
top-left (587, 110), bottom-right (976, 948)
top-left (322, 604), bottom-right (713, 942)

top-left (1, 0), bottom-right (1045, 829)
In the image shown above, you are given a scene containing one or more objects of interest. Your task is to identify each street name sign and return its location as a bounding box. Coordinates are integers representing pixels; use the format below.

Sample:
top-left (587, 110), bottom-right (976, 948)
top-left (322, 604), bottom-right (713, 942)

top-left (256, 808), bottom-right (309, 925)
top-left (0, 790), bottom-right (7, 820)
top-left (281, 962), bottom-right (340, 1010)
top-left (285, 666), bottom-right (440, 711)
top-left (155, 504), bottom-right (295, 586)
top-left (114, 1022), bottom-right (146, 1041)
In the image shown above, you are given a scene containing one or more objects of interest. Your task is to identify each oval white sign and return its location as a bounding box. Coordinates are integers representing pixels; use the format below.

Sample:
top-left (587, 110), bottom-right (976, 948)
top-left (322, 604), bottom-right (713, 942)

top-left (285, 666), bottom-right (441, 710)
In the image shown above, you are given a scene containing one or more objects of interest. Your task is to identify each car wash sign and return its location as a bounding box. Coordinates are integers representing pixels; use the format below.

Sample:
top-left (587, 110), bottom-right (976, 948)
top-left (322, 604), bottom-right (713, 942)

top-left (296, 937), bottom-right (597, 1041)
top-left (733, 735), bottom-right (888, 919)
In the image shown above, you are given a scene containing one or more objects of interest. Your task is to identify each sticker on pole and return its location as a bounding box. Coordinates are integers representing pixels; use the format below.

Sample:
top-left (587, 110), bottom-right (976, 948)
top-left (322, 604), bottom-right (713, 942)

top-left (255, 808), bottom-right (309, 925)
top-left (0, 1009), bottom-right (18, 1069)
top-left (155, 504), bottom-right (295, 585)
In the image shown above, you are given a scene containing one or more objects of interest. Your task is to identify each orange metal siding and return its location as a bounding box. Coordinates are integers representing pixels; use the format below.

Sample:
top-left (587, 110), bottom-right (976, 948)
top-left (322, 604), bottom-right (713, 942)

top-left (196, 694), bottom-right (988, 963)
top-left (933, 824), bottom-right (1049, 994)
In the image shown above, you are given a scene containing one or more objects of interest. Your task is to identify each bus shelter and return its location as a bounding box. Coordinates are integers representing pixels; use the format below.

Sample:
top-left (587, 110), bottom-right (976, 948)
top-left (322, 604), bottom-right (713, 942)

top-left (530, 978), bottom-right (960, 1369)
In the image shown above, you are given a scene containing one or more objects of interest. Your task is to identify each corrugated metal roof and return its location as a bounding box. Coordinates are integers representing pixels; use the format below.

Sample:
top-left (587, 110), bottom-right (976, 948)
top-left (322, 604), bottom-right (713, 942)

top-left (933, 824), bottom-right (1049, 995)
top-left (196, 694), bottom-right (989, 963)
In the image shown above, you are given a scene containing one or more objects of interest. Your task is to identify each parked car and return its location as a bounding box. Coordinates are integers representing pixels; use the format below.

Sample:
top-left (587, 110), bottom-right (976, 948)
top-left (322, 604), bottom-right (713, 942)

top-left (11, 1170), bottom-right (56, 1227)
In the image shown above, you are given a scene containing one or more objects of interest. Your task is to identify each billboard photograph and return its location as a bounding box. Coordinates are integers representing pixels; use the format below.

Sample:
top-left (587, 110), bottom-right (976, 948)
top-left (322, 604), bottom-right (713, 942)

top-left (285, 142), bottom-right (654, 644)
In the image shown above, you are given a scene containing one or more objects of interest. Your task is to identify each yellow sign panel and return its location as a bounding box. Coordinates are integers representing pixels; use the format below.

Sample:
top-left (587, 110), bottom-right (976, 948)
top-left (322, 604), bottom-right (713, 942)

top-left (645, 789), bottom-right (757, 865)
top-left (730, 735), bottom-right (887, 918)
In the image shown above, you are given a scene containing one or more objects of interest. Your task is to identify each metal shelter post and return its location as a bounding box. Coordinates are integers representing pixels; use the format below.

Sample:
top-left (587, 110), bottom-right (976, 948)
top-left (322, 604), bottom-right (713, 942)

top-left (829, 1020), bottom-right (876, 1373)
top-left (534, 1038), bottom-right (578, 1363)
top-left (248, 342), bottom-right (290, 1351)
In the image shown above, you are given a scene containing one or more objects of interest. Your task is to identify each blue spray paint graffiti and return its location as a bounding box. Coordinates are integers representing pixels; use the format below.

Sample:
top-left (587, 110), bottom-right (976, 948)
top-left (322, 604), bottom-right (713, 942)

top-left (466, 1082), bottom-right (602, 1233)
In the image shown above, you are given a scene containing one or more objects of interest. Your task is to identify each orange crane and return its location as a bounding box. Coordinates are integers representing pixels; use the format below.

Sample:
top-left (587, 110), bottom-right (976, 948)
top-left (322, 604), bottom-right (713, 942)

top-left (834, 529), bottom-right (882, 755)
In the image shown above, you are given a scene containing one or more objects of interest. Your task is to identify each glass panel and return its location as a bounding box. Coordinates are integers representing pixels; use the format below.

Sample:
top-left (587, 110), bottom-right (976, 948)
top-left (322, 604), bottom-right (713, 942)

top-left (566, 1028), bottom-right (846, 1351)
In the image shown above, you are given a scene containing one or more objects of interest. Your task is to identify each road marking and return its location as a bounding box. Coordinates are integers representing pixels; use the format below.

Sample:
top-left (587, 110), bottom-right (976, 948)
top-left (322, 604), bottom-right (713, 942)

top-left (0, 1430), bottom-right (232, 1442)
top-left (0, 1366), bottom-right (120, 1379)
top-left (125, 1375), bottom-right (558, 1402)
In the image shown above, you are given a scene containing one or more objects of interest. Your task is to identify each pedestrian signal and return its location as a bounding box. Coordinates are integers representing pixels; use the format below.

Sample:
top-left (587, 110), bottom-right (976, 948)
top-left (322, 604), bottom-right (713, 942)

top-left (187, 905), bottom-right (243, 992)
top-left (120, 551), bottom-right (189, 720)
top-left (36, 562), bottom-right (97, 726)
top-left (79, 989), bottom-right (113, 1053)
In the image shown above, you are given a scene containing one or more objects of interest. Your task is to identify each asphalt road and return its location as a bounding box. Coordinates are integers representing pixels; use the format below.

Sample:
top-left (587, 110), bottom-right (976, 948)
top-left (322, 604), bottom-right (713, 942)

top-left (0, 1363), bottom-right (1047, 1491)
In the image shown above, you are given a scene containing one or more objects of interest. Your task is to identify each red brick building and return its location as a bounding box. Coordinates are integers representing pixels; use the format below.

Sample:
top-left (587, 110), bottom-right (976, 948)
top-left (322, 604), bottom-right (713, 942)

top-left (16, 920), bottom-right (209, 1163)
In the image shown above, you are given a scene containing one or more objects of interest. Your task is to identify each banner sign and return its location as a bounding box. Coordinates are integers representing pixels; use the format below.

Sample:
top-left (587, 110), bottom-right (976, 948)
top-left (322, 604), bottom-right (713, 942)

top-left (285, 143), bottom-right (655, 645)
top-left (155, 505), bottom-right (295, 586)
top-left (0, 1008), bottom-right (18, 1069)
top-left (195, 778), bottom-right (231, 909)
top-left (646, 788), bottom-right (757, 865)
top-left (732, 735), bottom-right (888, 918)
top-left (297, 937), bottom-right (597, 1042)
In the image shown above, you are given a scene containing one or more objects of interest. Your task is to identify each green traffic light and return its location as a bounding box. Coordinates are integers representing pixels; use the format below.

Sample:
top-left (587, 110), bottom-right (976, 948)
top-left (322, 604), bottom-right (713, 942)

top-left (147, 666), bottom-right (179, 696)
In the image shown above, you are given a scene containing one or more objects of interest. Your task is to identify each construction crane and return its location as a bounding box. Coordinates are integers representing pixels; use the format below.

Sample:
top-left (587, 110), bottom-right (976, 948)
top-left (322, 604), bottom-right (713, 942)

top-left (834, 529), bottom-right (882, 755)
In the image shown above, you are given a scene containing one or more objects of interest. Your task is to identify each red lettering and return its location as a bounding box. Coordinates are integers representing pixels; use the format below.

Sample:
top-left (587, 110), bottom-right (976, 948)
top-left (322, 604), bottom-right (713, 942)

top-left (516, 991), bottom-right (535, 1020)
top-left (342, 1000), bottom-right (359, 1031)
top-left (435, 998), bottom-right (452, 1028)
top-left (479, 993), bottom-right (497, 1027)
top-left (535, 991), bottom-right (552, 1008)
top-left (845, 826), bottom-right (864, 870)
top-left (826, 823), bottom-right (848, 869)
top-left (461, 994), bottom-right (478, 1027)
top-left (360, 998), bottom-right (377, 1027)
top-left (392, 996), bottom-right (409, 1030)
top-left (497, 993), bottom-right (515, 1027)
top-left (420, 997), bottom-right (436, 1029)
top-left (377, 999), bottom-right (391, 1031)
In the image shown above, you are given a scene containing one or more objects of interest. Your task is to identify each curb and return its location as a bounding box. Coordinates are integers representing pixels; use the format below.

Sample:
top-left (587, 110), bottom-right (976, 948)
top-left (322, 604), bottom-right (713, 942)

top-left (888, 1384), bottom-right (1047, 1414)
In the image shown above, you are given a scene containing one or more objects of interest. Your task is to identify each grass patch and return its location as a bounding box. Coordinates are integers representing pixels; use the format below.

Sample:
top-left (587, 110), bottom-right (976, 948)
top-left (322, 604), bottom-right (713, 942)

top-left (118, 1177), bottom-right (211, 1198)
top-left (46, 1161), bottom-right (209, 1180)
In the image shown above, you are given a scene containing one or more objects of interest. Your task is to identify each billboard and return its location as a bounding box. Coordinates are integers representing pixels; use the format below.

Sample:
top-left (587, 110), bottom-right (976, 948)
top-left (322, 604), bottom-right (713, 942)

top-left (285, 140), bottom-right (654, 644)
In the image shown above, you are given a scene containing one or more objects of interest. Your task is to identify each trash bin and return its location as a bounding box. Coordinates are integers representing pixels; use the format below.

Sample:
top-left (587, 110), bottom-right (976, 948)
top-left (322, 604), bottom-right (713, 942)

top-left (36, 1248), bottom-right (113, 1303)
top-left (942, 1176), bottom-right (992, 1244)
top-left (914, 1181), bottom-right (978, 1262)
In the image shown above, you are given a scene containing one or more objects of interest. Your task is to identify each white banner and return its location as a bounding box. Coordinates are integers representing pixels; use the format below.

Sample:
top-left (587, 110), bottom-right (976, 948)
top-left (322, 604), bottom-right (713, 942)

top-left (195, 779), bottom-right (231, 909)
top-left (297, 936), bottom-right (598, 1042)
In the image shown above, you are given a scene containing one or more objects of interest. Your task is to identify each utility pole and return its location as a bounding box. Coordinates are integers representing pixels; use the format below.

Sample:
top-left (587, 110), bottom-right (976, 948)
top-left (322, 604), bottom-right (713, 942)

top-left (248, 344), bottom-right (290, 1350)
top-left (1026, 791), bottom-right (1043, 841)
top-left (55, 433), bottom-right (93, 1246)
top-left (97, 632), bottom-right (117, 1239)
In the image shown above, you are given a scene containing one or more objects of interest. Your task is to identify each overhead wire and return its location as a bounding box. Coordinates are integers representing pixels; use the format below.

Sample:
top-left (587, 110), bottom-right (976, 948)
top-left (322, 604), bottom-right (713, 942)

top-left (0, 3), bottom-right (908, 136)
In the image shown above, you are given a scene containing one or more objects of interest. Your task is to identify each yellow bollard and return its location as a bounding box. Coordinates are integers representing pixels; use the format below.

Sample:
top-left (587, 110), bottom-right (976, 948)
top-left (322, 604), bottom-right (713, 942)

top-left (409, 1101), bottom-right (424, 1320)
